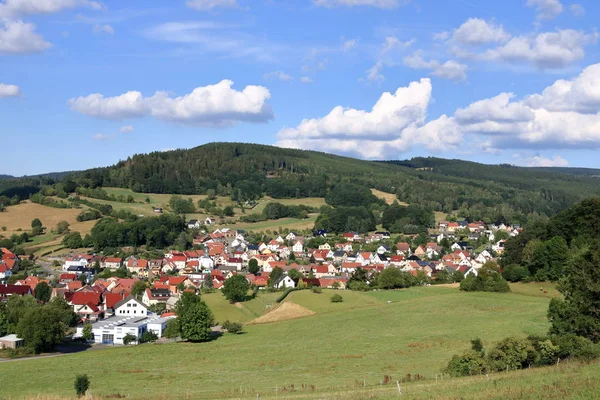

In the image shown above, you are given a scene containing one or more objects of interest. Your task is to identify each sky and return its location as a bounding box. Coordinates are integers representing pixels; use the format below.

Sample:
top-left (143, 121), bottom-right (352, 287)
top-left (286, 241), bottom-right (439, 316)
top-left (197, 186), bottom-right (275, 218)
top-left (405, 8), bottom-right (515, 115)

top-left (2, 0), bottom-right (600, 176)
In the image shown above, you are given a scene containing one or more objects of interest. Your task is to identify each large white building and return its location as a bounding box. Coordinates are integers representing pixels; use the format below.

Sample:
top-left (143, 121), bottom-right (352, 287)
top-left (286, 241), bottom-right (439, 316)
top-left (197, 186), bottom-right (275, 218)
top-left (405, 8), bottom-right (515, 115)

top-left (74, 296), bottom-right (175, 345)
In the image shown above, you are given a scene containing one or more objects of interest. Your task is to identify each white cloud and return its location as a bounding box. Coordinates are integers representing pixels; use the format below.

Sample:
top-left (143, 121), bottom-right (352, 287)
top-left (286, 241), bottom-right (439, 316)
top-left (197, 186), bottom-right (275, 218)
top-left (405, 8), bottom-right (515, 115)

top-left (0, 83), bottom-right (21, 97)
top-left (481, 29), bottom-right (597, 69)
top-left (365, 61), bottom-right (384, 83)
top-left (381, 36), bottom-right (414, 53)
top-left (569, 3), bottom-right (585, 16)
top-left (452, 18), bottom-right (510, 46)
top-left (93, 133), bottom-right (116, 140)
top-left (313, 0), bottom-right (403, 8)
top-left (516, 154), bottom-right (569, 167)
top-left (342, 38), bottom-right (358, 51)
top-left (300, 76), bottom-right (313, 83)
top-left (0, 19), bottom-right (52, 54)
top-left (404, 51), bottom-right (467, 81)
top-left (526, 0), bottom-right (563, 20)
top-left (524, 63), bottom-right (600, 113)
top-left (0, 0), bottom-right (103, 18)
top-left (69, 79), bottom-right (273, 126)
top-left (276, 78), bottom-right (462, 158)
top-left (263, 71), bottom-right (294, 82)
top-left (93, 24), bottom-right (113, 35)
top-left (454, 63), bottom-right (600, 149)
top-left (433, 31), bottom-right (449, 41)
top-left (186, 0), bottom-right (238, 11)
top-left (119, 125), bottom-right (134, 133)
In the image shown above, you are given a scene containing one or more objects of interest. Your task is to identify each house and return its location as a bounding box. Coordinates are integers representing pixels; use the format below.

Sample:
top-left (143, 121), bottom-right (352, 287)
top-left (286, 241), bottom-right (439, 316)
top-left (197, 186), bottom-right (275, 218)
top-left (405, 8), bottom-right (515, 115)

top-left (285, 232), bottom-right (298, 241)
top-left (142, 288), bottom-right (171, 307)
top-left (69, 292), bottom-right (103, 321)
top-left (102, 257), bottom-right (123, 270)
top-left (187, 219), bottom-right (202, 229)
top-left (292, 241), bottom-right (304, 253)
top-left (274, 275), bottom-right (296, 289)
top-left (318, 243), bottom-right (331, 250)
top-left (114, 296), bottom-right (148, 318)
top-left (396, 243), bottom-right (411, 256)
top-left (0, 264), bottom-right (12, 281)
top-left (341, 262), bottom-right (362, 274)
top-left (0, 284), bottom-right (31, 299)
top-left (0, 334), bottom-right (24, 350)
top-left (318, 278), bottom-right (347, 289)
top-left (204, 217), bottom-right (217, 226)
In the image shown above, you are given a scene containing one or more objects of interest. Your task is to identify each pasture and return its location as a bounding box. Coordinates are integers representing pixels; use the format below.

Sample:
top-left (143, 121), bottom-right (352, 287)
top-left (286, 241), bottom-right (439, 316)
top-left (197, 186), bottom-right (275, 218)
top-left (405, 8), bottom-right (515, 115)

top-left (0, 286), bottom-right (554, 400)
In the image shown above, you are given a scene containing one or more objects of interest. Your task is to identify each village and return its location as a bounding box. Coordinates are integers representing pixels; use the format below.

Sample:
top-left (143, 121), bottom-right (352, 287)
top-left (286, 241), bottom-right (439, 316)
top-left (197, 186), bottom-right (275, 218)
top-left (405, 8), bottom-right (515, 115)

top-left (0, 218), bottom-right (519, 349)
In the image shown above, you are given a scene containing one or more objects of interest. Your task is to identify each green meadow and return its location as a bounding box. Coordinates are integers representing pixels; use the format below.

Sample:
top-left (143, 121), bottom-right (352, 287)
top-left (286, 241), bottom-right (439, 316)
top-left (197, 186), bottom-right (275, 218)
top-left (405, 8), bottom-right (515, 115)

top-left (0, 285), bottom-right (560, 400)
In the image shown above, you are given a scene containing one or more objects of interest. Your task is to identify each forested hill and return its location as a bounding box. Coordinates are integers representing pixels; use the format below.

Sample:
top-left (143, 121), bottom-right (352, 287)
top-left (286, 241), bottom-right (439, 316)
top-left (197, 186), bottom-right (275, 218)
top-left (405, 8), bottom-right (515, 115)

top-left (3, 142), bottom-right (600, 223)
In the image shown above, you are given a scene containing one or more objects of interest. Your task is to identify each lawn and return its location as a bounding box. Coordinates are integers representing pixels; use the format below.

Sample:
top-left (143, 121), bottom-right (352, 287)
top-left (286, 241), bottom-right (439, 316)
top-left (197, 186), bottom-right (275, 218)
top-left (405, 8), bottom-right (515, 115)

top-left (202, 291), bottom-right (282, 324)
top-left (233, 214), bottom-right (318, 232)
top-left (0, 286), bottom-right (553, 400)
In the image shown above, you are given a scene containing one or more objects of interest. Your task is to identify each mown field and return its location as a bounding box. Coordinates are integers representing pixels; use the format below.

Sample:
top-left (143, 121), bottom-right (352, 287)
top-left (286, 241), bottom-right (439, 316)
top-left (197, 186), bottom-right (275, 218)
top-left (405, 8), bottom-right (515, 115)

top-left (0, 285), bottom-right (556, 399)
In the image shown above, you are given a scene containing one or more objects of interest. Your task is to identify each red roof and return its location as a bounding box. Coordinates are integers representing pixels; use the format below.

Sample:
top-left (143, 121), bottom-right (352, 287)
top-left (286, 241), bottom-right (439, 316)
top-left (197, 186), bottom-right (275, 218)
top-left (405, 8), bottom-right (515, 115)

top-left (341, 262), bottom-right (362, 269)
top-left (104, 257), bottom-right (122, 263)
top-left (59, 273), bottom-right (77, 281)
top-left (0, 284), bottom-right (31, 296)
top-left (170, 255), bottom-right (187, 262)
top-left (67, 281), bottom-right (83, 291)
top-left (167, 276), bottom-right (188, 285)
top-left (70, 292), bottom-right (101, 306)
top-left (105, 292), bottom-right (126, 309)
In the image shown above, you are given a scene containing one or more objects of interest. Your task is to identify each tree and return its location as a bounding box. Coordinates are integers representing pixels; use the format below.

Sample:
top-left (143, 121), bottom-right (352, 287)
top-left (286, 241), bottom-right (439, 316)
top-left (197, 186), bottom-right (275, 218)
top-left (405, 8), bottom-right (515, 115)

top-left (16, 306), bottom-right (67, 353)
top-left (62, 232), bottom-right (84, 249)
top-left (223, 205), bottom-right (235, 217)
top-left (123, 333), bottom-right (138, 345)
top-left (140, 331), bottom-right (158, 343)
top-left (377, 268), bottom-right (414, 289)
top-left (74, 374), bottom-right (90, 398)
top-left (248, 259), bottom-right (259, 275)
top-left (174, 292), bottom-right (201, 316)
top-left (131, 281), bottom-right (147, 298)
top-left (222, 275), bottom-right (250, 303)
top-left (163, 319), bottom-right (180, 340)
top-left (82, 323), bottom-right (93, 341)
top-left (548, 246), bottom-right (600, 342)
top-left (31, 218), bottom-right (42, 230)
top-left (267, 267), bottom-right (284, 288)
top-left (179, 301), bottom-right (214, 342)
top-left (34, 281), bottom-right (51, 303)
top-left (56, 220), bottom-right (70, 234)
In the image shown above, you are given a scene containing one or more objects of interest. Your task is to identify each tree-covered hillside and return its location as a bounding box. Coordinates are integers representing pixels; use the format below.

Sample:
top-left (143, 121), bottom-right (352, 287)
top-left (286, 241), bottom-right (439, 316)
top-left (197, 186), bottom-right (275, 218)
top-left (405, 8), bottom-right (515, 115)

top-left (4, 143), bottom-right (600, 224)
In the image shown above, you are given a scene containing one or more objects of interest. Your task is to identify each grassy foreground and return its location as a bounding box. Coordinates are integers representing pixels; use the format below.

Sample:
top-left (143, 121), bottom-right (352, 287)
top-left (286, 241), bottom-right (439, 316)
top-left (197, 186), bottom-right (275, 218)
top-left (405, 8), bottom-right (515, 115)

top-left (0, 286), bottom-right (557, 399)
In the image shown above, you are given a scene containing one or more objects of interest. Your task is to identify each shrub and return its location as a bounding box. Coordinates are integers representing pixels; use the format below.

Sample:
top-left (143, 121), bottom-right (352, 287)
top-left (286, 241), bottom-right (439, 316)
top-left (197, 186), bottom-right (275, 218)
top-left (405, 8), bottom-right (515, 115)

top-left (222, 320), bottom-right (243, 334)
top-left (311, 286), bottom-right (322, 294)
top-left (553, 334), bottom-right (600, 362)
top-left (502, 264), bottom-right (530, 282)
top-left (74, 374), bottom-right (90, 398)
top-left (330, 294), bottom-right (343, 303)
top-left (486, 337), bottom-right (536, 371)
top-left (122, 333), bottom-right (137, 345)
top-left (445, 350), bottom-right (487, 377)
top-left (139, 331), bottom-right (158, 343)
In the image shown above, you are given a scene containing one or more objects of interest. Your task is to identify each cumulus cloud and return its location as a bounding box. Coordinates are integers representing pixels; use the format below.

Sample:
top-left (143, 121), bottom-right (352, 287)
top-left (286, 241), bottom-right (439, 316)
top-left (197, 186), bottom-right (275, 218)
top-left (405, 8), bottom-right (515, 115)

top-left (0, 83), bottom-right (21, 97)
top-left (433, 31), bottom-right (449, 41)
top-left (119, 125), bottom-right (134, 133)
top-left (515, 154), bottom-right (569, 167)
top-left (455, 63), bottom-right (600, 149)
top-left (481, 29), bottom-right (597, 69)
top-left (69, 80), bottom-right (273, 127)
top-left (452, 18), bottom-right (510, 46)
top-left (0, 0), bottom-right (103, 18)
top-left (404, 51), bottom-right (467, 81)
top-left (0, 19), bottom-right (52, 53)
top-left (276, 78), bottom-right (462, 158)
top-left (300, 76), bottom-right (313, 83)
top-left (186, 0), bottom-right (238, 10)
top-left (93, 24), bottom-right (114, 35)
top-left (93, 133), bottom-right (116, 141)
top-left (381, 36), bottom-right (414, 53)
top-left (313, 0), bottom-right (403, 8)
top-left (526, 0), bottom-right (563, 20)
top-left (263, 71), bottom-right (294, 82)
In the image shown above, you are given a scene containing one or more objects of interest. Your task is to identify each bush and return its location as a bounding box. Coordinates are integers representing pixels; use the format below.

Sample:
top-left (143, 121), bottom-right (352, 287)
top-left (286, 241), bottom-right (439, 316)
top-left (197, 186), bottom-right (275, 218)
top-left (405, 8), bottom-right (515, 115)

top-left (502, 264), bottom-right (530, 282)
top-left (330, 294), bottom-right (343, 303)
top-left (222, 320), bottom-right (243, 334)
top-left (486, 337), bottom-right (536, 372)
top-left (139, 331), bottom-right (158, 343)
top-left (460, 274), bottom-right (510, 293)
top-left (311, 286), bottom-right (322, 294)
top-left (553, 334), bottom-right (600, 362)
top-left (445, 350), bottom-right (487, 377)
top-left (276, 287), bottom-right (300, 303)
top-left (74, 374), bottom-right (90, 398)
top-left (122, 333), bottom-right (137, 345)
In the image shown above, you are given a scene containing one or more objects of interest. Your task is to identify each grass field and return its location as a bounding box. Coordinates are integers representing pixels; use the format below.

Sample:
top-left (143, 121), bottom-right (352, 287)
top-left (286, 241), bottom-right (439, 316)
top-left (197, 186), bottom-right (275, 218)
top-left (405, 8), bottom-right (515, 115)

top-left (233, 214), bottom-right (318, 232)
top-left (371, 189), bottom-right (408, 206)
top-left (202, 291), bottom-right (282, 324)
top-left (0, 286), bottom-right (555, 399)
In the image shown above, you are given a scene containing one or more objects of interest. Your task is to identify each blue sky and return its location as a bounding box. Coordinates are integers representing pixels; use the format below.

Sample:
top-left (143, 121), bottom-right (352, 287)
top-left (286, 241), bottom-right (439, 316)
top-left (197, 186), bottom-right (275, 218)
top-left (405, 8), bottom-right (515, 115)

top-left (2, 0), bottom-right (600, 176)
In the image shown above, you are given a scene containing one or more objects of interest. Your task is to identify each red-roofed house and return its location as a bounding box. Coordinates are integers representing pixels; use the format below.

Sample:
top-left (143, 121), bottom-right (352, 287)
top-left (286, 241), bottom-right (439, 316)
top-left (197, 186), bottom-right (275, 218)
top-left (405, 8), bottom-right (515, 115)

top-left (102, 257), bottom-right (123, 270)
top-left (69, 292), bottom-right (103, 320)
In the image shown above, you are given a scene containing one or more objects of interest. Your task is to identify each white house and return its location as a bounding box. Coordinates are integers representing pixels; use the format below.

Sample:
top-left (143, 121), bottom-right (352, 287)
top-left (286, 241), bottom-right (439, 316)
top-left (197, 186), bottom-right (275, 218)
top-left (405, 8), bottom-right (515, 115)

top-left (187, 220), bottom-right (202, 229)
top-left (114, 297), bottom-right (148, 318)
top-left (0, 265), bottom-right (12, 280)
top-left (292, 241), bottom-right (304, 253)
top-left (74, 313), bottom-right (175, 345)
top-left (274, 275), bottom-right (296, 289)
top-left (204, 217), bottom-right (216, 226)
top-left (285, 232), bottom-right (297, 241)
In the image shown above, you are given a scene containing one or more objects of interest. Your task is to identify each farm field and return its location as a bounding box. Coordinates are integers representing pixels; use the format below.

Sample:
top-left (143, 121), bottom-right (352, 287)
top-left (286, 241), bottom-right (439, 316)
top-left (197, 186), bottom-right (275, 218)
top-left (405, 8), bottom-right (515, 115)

top-left (233, 214), bottom-right (318, 232)
top-left (0, 286), bottom-right (553, 399)
top-left (371, 189), bottom-right (408, 206)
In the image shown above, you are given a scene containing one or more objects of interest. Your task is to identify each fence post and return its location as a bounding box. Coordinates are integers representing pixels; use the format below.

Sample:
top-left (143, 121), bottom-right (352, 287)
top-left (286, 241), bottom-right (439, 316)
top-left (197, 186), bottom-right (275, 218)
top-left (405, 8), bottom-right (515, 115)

top-left (396, 381), bottom-right (402, 396)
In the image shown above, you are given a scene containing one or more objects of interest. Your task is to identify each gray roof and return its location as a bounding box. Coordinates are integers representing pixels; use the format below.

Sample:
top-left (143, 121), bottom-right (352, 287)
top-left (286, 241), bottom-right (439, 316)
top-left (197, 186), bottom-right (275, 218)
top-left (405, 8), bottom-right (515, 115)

top-left (114, 296), bottom-right (148, 310)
